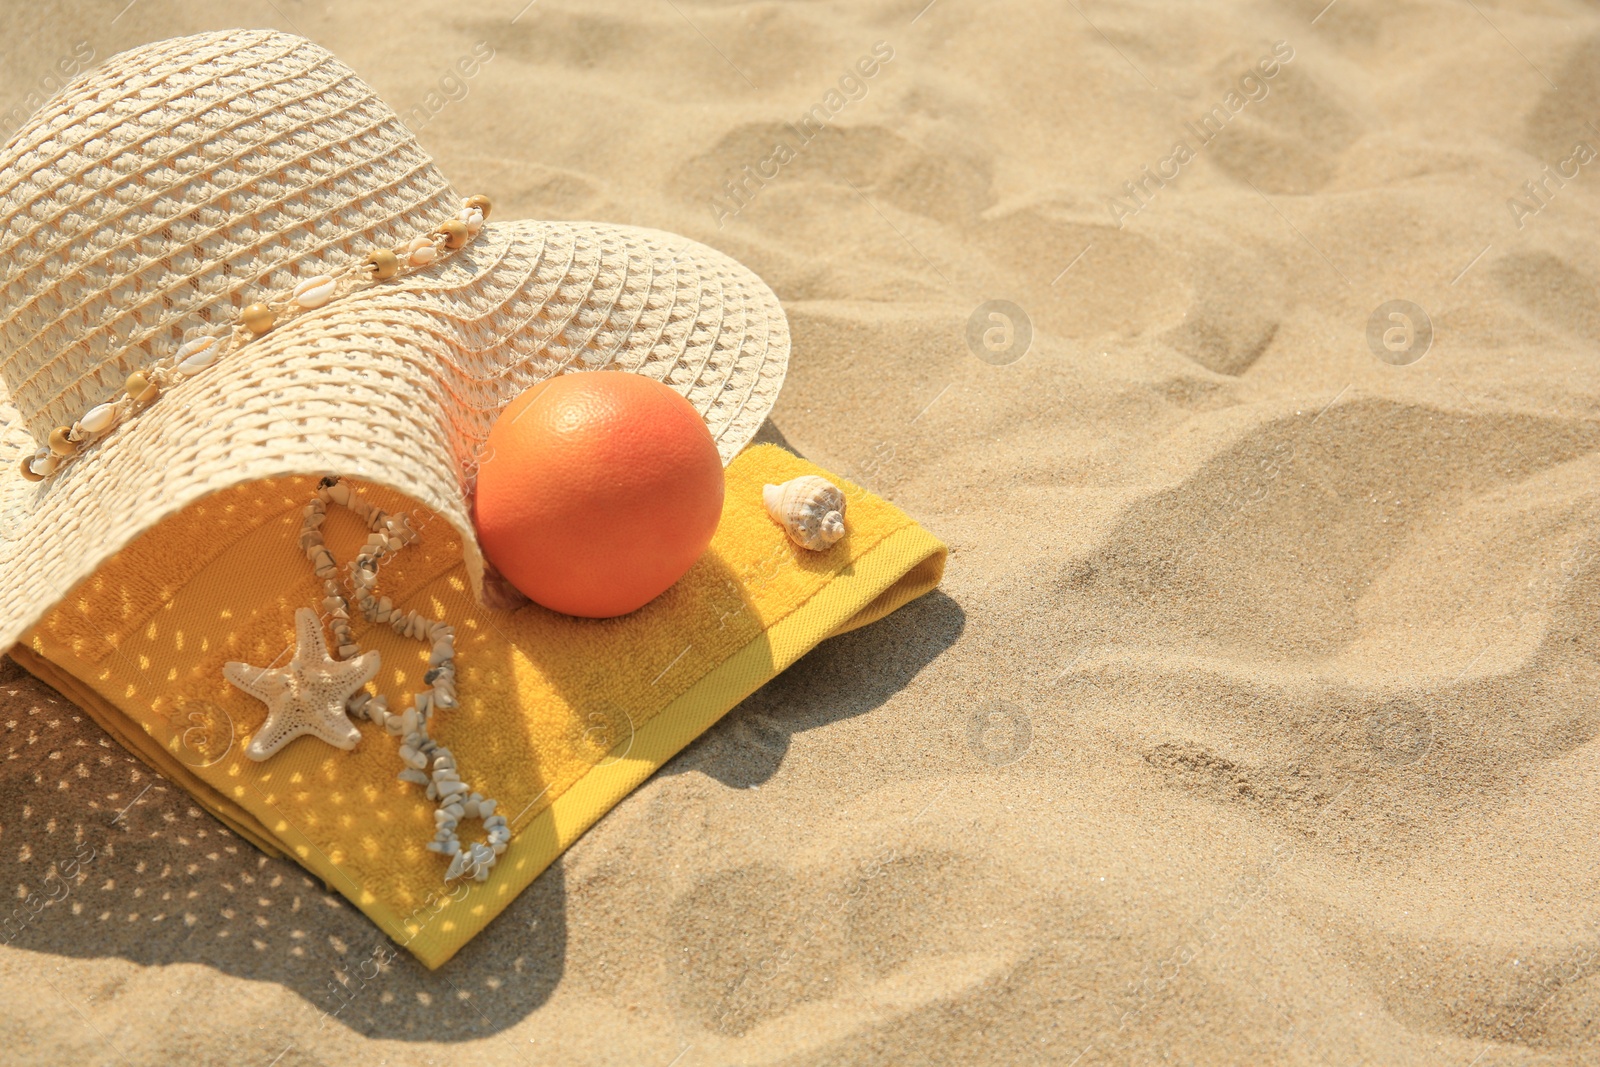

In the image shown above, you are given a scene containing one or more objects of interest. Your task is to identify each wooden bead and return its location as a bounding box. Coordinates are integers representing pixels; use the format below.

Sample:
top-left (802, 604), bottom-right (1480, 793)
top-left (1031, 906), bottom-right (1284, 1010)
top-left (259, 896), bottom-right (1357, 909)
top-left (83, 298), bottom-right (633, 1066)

top-left (365, 248), bottom-right (400, 280)
top-left (47, 426), bottom-right (76, 456)
top-left (125, 371), bottom-right (159, 404)
top-left (436, 219), bottom-right (469, 249)
top-left (464, 195), bottom-right (491, 220)
top-left (241, 302), bottom-right (275, 336)
top-left (19, 452), bottom-right (46, 482)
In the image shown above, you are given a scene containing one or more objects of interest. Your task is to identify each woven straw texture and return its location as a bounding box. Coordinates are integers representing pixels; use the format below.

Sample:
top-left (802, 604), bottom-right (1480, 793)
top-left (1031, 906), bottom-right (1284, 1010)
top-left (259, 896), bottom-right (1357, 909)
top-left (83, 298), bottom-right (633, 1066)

top-left (0, 29), bottom-right (790, 654)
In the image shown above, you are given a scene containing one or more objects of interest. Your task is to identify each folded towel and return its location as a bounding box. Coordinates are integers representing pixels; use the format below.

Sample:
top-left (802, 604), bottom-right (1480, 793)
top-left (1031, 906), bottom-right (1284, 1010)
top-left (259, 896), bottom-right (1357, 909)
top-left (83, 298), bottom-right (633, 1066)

top-left (12, 445), bottom-right (945, 967)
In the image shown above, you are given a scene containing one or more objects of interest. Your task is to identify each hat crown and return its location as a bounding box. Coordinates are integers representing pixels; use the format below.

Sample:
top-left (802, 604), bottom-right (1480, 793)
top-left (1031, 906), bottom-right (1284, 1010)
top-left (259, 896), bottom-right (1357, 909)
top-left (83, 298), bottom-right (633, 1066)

top-left (0, 29), bottom-right (457, 444)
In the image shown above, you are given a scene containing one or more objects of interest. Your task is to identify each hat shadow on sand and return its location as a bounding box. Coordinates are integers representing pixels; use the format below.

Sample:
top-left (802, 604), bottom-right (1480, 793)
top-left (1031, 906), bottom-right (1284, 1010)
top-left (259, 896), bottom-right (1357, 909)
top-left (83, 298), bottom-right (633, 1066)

top-left (0, 650), bottom-right (566, 1043)
top-left (0, 572), bottom-right (961, 1044)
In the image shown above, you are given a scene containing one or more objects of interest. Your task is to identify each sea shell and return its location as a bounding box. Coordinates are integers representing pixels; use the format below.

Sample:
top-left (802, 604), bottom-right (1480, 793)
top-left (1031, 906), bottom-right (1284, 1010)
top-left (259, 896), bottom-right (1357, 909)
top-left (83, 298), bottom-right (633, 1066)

top-left (763, 475), bottom-right (847, 551)
top-left (78, 402), bottom-right (118, 434)
top-left (28, 450), bottom-right (59, 477)
top-left (292, 273), bottom-right (336, 309)
top-left (405, 235), bottom-right (436, 266)
top-left (175, 334), bottom-right (222, 374)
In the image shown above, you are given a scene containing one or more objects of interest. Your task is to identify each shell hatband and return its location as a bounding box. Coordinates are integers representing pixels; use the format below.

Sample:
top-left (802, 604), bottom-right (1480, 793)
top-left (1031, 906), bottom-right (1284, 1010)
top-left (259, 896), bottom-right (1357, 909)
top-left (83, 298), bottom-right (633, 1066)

top-left (17, 194), bottom-right (494, 484)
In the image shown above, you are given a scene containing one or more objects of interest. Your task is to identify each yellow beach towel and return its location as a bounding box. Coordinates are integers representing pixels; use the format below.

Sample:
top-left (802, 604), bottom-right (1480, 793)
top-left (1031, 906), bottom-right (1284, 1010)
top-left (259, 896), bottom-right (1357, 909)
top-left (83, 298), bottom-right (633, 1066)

top-left (11, 445), bottom-right (945, 968)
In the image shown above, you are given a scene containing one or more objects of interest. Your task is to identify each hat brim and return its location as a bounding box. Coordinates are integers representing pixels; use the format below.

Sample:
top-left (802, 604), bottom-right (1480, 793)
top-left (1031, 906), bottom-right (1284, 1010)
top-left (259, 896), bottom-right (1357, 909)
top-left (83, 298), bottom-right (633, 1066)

top-left (0, 218), bottom-right (789, 652)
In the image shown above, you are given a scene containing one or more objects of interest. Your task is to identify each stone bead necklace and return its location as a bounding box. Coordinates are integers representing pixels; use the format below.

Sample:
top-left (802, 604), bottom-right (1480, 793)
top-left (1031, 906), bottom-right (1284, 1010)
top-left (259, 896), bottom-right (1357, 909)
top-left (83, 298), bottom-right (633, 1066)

top-left (301, 475), bottom-right (508, 882)
top-left (21, 195), bottom-right (493, 484)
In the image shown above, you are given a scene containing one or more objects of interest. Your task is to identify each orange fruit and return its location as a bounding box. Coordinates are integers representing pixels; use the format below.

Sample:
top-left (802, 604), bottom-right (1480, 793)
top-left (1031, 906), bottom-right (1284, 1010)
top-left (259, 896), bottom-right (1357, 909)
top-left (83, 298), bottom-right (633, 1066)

top-left (474, 371), bottom-right (724, 618)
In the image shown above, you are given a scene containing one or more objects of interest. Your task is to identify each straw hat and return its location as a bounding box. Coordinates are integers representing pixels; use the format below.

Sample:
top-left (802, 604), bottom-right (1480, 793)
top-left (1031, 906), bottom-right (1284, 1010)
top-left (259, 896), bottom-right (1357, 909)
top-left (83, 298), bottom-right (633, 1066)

top-left (0, 29), bottom-right (790, 653)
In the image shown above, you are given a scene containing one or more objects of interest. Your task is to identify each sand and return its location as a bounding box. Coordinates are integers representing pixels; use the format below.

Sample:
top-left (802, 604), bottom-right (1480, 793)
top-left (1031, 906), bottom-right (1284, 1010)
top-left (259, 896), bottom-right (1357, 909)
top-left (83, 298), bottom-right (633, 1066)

top-left (5, 0), bottom-right (1600, 1063)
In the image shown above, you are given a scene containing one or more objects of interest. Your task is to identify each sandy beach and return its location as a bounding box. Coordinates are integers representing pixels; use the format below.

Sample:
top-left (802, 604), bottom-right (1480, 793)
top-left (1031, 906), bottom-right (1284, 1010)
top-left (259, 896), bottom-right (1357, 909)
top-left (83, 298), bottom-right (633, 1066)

top-left (5, 0), bottom-right (1600, 1063)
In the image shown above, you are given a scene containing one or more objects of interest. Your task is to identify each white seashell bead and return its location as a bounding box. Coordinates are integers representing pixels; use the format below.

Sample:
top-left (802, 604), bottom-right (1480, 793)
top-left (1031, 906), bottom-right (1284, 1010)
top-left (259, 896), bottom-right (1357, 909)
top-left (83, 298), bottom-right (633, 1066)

top-left (28, 451), bottom-right (59, 477)
top-left (405, 236), bottom-right (436, 266)
top-left (472, 844), bottom-right (494, 879)
top-left (763, 475), bottom-right (848, 551)
top-left (458, 207), bottom-right (483, 236)
top-left (78, 402), bottom-right (118, 434)
top-left (445, 851), bottom-right (467, 880)
top-left (292, 274), bottom-right (337, 309)
top-left (175, 334), bottom-right (223, 374)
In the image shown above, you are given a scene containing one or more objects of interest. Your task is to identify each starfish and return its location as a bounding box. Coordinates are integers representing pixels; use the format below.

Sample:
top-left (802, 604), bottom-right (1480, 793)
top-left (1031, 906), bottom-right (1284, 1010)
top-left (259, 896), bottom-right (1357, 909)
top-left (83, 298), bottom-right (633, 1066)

top-left (223, 607), bottom-right (381, 761)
